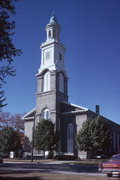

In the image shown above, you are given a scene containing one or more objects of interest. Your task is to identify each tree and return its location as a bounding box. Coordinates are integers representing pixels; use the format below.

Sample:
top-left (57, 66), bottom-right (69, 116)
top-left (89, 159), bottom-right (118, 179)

top-left (76, 118), bottom-right (93, 159)
top-left (34, 120), bottom-right (58, 157)
top-left (0, 0), bottom-right (21, 109)
top-left (0, 126), bottom-right (21, 155)
top-left (76, 116), bottom-right (112, 159)
top-left (11, 113), bottom-right (25, 132)
top-left (0, 112), bottom-right (24, 132)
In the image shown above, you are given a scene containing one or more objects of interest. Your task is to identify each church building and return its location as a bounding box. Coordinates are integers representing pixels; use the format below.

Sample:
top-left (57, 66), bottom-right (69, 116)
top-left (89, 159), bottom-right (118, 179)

top-left (23, 14), bottom-right (120, 158)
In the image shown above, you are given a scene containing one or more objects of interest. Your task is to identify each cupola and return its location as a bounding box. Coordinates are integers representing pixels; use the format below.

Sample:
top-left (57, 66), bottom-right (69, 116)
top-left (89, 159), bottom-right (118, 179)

top-left (46, 13), bottom-right (61, 42)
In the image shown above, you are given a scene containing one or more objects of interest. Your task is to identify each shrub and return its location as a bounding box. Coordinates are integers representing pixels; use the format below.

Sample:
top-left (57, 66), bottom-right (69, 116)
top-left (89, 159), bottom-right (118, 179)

top-left (55, 154), bottom-right (77, 160)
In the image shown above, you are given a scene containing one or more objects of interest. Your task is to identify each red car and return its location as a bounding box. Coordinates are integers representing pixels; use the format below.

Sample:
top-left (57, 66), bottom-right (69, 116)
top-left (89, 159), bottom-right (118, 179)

top-left (99, 154), bottom-right (120, 177)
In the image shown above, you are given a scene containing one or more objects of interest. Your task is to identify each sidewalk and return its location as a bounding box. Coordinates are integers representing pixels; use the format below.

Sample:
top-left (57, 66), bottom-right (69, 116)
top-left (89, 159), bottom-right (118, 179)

top-left (3, 158), bottom-right (56, 164)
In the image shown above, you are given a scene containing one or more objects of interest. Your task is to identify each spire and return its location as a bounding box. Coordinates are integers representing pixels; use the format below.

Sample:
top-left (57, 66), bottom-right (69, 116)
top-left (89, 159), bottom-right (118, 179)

top-left (52, 11), bottom-right (55, 16)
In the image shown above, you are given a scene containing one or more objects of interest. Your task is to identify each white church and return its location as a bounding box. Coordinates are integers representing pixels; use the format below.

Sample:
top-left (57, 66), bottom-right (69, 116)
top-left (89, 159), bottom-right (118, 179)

top-left (23, 14), bottom-right (120, 158)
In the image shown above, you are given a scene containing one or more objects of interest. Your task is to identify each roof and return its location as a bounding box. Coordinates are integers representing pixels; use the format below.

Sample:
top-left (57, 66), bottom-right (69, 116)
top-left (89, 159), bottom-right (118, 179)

top-left (62, 101), bottom-right (88, 111)
top-left (23, 102), bottom-right (120, 128)
top-left (61, 101), bottom-right (89, 115)
top-left (62, 110), bottom-right (88, 115)
top-left (22, 108), bottom-right (36, 120)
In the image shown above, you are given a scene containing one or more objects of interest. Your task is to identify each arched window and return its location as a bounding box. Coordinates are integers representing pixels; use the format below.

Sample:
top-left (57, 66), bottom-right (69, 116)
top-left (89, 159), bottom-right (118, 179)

top-left (43, 71), bottom-right (50, 92)
top-left (41, 108), bottom-right (50, 120)
top-left (59, 73), bottom-right (64, 93)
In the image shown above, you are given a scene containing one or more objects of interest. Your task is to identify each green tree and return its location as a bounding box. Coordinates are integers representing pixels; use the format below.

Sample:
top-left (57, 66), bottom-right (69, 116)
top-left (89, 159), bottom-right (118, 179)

top-left (76, 118), bottom-right (94, 159)
top-left (0, 127), bottom-right (21, 155)
top-left (76, 116), bottom-right (112, 159)
top-left (0, 0), bottom-right (21, 109)
top-left (34, 120), bottom-right (58, 157)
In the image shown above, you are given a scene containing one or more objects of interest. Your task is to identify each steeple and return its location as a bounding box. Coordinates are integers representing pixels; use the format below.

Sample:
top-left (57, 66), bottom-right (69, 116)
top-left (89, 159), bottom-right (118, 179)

top-left (46, 13), bottom-right (61, 42)
top-left (36, 14), bottom-right (68, 127)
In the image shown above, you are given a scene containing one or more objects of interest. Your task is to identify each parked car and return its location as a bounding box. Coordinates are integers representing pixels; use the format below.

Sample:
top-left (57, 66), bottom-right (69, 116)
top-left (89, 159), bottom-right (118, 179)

top-left (99, 154), bottom-right (120, 177)
top-left (93, 154), bottom-right (108, 159)
top-left (0, 155), bottom-right (3, 163)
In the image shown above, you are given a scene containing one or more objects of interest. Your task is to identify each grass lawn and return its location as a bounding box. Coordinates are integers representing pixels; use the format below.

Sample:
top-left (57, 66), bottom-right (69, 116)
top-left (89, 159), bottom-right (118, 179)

top-left (3, 158), bottom-right (107, 165)
top-left (66, 159), bottom-right (107, 165)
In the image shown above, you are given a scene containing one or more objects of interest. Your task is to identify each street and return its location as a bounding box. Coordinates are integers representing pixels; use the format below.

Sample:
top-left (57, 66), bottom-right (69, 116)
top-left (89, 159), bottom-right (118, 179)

top-left (0, 161), bottom-right (120, 180)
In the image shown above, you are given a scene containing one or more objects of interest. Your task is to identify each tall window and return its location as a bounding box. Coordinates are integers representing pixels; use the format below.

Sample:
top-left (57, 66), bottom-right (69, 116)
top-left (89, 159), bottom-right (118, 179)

top-left (67, 123), bottom-right (74, 153)
top-left (43, 71), bottom-right (50, 92)
top-left (67, 123), bottom-right (73, 141)
top-left (48, 30), bottom-right (51, 38)
top-left (59, 73), bottom-right (64, 93)
top-left (42, 109), bottom-right (50, 120)
top-left (59, 53), bottom-right (62, 60)
top-left (53, 30), bottom-right (56, 38)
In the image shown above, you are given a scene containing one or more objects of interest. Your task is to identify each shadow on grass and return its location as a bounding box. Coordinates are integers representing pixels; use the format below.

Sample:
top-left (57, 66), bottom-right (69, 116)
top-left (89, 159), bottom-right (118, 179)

top-left (0, 177), bottom-right (40, 180)
top-left (0, 170), bottom-right (32, 175)
top-left (0, 170), bottom-right (42, 180)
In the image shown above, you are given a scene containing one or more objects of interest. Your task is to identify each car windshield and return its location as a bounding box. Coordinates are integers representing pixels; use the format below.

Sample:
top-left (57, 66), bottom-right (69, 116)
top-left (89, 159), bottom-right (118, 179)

top-left (110, 155), bottom-right (120, 160)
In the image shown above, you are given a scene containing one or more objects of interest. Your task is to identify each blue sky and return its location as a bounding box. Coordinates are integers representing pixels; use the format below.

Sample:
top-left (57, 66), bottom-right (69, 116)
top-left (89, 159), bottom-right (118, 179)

top-left (3, 0), bottom-right (120, 124)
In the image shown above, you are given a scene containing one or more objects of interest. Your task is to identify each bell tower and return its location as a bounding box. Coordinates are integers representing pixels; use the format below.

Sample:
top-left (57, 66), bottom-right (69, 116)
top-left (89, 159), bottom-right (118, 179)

top-left (36, 14), bottom-right (68, 130)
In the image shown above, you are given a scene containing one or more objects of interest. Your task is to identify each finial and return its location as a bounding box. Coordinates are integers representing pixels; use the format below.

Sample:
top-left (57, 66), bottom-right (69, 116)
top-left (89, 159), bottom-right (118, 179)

top-left (52, 11), bottom-right (55, 16)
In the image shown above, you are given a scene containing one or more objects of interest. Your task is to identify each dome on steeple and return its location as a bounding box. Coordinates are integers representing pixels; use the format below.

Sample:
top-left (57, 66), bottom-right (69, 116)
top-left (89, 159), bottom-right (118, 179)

top-left (49, 12), bottom-right (58, 24)
top-left (46, 13), bottom-right (61, 42)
